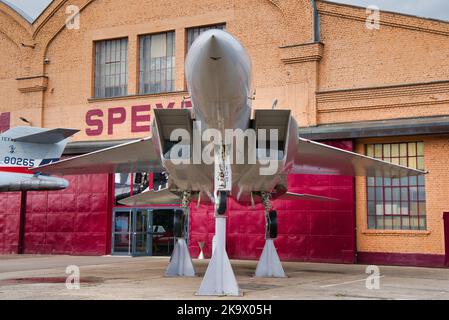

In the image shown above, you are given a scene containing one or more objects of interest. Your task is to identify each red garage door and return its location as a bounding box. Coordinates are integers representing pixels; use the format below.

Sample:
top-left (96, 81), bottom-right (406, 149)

top-left (189, 140), bottom-right (356, 263)
top-left (0, 192), bottom-right (22, 253)
top-left (444, 212), bottom-right (449, 266)
top-left (0, 174), bottom-right (111, 255)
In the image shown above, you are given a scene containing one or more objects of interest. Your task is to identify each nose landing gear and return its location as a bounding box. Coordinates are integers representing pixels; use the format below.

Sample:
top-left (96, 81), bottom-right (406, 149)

top-left (196, 190), bottom-right (240, 296)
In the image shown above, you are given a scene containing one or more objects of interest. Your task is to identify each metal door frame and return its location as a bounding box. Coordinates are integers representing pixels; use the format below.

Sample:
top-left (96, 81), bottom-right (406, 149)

top-left (112, 207), bottom-right (184, 256)
top-left (132, 208), bottom-right (152, 256)
top-left (111, 208), bottom-right (132, 256)
top-left (112, 208), bottom-right (152, 256)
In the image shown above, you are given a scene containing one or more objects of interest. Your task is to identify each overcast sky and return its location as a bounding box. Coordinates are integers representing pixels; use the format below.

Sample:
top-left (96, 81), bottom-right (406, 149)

top-left (3, 0), bottom-right (449, 22)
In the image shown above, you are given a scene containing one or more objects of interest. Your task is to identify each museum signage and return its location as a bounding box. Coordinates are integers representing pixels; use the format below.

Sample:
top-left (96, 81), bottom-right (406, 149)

top-left (85, 101), bottom-right (192, 136)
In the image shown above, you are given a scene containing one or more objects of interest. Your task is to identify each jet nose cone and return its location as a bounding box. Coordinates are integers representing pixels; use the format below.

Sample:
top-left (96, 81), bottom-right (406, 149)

top-left (202, 31), bottom-right (223, 60)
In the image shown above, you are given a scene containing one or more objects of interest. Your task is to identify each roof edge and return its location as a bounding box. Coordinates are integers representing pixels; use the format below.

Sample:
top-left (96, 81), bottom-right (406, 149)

top-left (298, 115), bottom-right (449, 140)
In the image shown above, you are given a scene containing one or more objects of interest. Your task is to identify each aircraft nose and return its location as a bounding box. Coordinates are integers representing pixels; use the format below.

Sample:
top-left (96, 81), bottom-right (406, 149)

top-left (205, 33), bottom-right (223, 61)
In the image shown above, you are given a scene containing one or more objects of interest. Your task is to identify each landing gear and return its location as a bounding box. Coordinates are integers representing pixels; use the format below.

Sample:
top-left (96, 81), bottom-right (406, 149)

top-left (196, 191), bottom-right (240, 296)
top-left (165, 191), bottom-right (196, 277)
top-left (196, 144), bottom-right (240, 296)
top-left (255, 192), bottom-right (286, 278)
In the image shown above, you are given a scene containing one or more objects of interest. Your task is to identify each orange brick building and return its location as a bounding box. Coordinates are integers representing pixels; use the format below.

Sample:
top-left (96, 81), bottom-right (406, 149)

top-left (0, 0), bottom-right (448, 267)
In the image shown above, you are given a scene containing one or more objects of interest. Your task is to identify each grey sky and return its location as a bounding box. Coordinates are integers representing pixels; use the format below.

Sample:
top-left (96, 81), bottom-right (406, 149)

top-left (2, 0), bottom-right (449, 22)
top-left (2, 0), bottom-right (51, 21)
top-left (330, 0), bottom-right (449, 22)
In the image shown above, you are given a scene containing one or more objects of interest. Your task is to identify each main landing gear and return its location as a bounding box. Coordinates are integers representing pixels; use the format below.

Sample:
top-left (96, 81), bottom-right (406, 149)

top-left (255, 192), bottom-right (286, 278)
top-left (165, 191), bottom-right (196, 277)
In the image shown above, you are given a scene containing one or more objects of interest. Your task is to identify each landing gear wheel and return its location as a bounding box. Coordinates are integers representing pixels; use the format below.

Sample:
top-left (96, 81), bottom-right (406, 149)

top-left (217, 191), bottom-right (227, 215)
top-left (266, 210), bottom-right (278, 239)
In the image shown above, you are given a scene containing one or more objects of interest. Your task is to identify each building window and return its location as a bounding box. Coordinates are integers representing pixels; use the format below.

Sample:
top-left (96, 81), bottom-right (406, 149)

top-left (186, 23), bottom-right (226, 49)
top-left (139, 32), bottom-right (175, 94)
top-left (94, 38), bottom-right (128, 98)
top-left (366, 142), bottom-right (426, 230)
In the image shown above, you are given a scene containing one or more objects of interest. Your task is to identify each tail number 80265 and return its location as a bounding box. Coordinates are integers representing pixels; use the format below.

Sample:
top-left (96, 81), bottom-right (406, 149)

top-left (3, 156), bottom-right (35, 167)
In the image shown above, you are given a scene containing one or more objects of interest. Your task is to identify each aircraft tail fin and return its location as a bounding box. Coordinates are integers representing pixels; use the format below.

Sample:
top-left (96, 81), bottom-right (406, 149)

top-left (3, 127), bottom-right (79, 144)
top-left (0, 126), bottom-right (79, 167)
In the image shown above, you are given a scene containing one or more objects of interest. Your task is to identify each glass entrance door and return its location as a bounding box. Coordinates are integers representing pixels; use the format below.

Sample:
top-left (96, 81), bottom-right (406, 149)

top-left (112, 208), bottom-right (183, 256)
top-left (113, 209), bottom-right (132, 255)
top-left (134, 209), bottom-right (152, 256)
top-left (112, 208), bottom-right (152, 256)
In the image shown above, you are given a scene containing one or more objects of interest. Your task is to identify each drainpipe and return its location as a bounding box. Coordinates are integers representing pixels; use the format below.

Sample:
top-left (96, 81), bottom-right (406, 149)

top-left (311, 0), bottom-right (321, 42)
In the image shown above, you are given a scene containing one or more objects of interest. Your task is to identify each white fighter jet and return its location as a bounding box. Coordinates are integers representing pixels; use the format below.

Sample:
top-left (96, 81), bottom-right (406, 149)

top-left (33, 30), bottom-right (427, 296)
top-left (0, 126), bottom-right (78, 192)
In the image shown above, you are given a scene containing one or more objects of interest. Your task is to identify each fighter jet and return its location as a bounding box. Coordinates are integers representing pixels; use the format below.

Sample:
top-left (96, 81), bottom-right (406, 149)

top-left (0, 126), bottom-right (78, 192)
top-left (33, 30), bottom-right (427, 296)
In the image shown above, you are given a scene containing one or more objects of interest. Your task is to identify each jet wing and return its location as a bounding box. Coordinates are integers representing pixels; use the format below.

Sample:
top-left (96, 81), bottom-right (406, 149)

top-left (292, 137), bottom-right (427, 177)
top-left (119, 189), bottom-right (181, 206)
top-left (32, 137), bottom-right (163, 175)
top-left (275, 192), bottom-right (338, 202)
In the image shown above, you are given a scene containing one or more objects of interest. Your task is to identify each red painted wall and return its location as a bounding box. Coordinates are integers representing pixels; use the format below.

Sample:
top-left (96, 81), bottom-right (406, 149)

top-left (0, 174), bottom-right (111, 255)
top-left (189, 141), bottom-right (356, 263)
top-left (0, 192), bottom-right (22, 253)
top-left (444, 212), bottom-right (449, 266)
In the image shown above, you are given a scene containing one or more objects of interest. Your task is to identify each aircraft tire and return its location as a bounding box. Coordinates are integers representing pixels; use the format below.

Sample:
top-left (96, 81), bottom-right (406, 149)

top-left (267, 210), bottom-right (278, 239)
top-left (217, 191), bottom-right (227, 215)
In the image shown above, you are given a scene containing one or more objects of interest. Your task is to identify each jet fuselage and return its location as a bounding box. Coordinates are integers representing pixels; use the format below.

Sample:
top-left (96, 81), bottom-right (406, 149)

top-left (154, 30), bottom-right (296, 204)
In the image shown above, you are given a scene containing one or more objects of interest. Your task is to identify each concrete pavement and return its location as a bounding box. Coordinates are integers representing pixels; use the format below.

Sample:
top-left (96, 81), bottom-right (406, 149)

top-left (0, 255), bottom-right (448, 300)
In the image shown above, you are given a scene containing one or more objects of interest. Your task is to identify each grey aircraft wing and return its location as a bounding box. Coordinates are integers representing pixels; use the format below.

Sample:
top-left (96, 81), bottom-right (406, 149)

top-left (32, 137), bottom-right (163, 175)
top-left (119, 188), bottom-right (182, 206)
top-left (275, 192), bottom-right (338, 202)
top-left (292, 137), bottom-right (427, 177)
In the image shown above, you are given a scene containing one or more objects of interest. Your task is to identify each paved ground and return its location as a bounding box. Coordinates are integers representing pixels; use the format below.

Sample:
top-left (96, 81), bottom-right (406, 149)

top-left (0, 255), bottom-right (448, 300)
